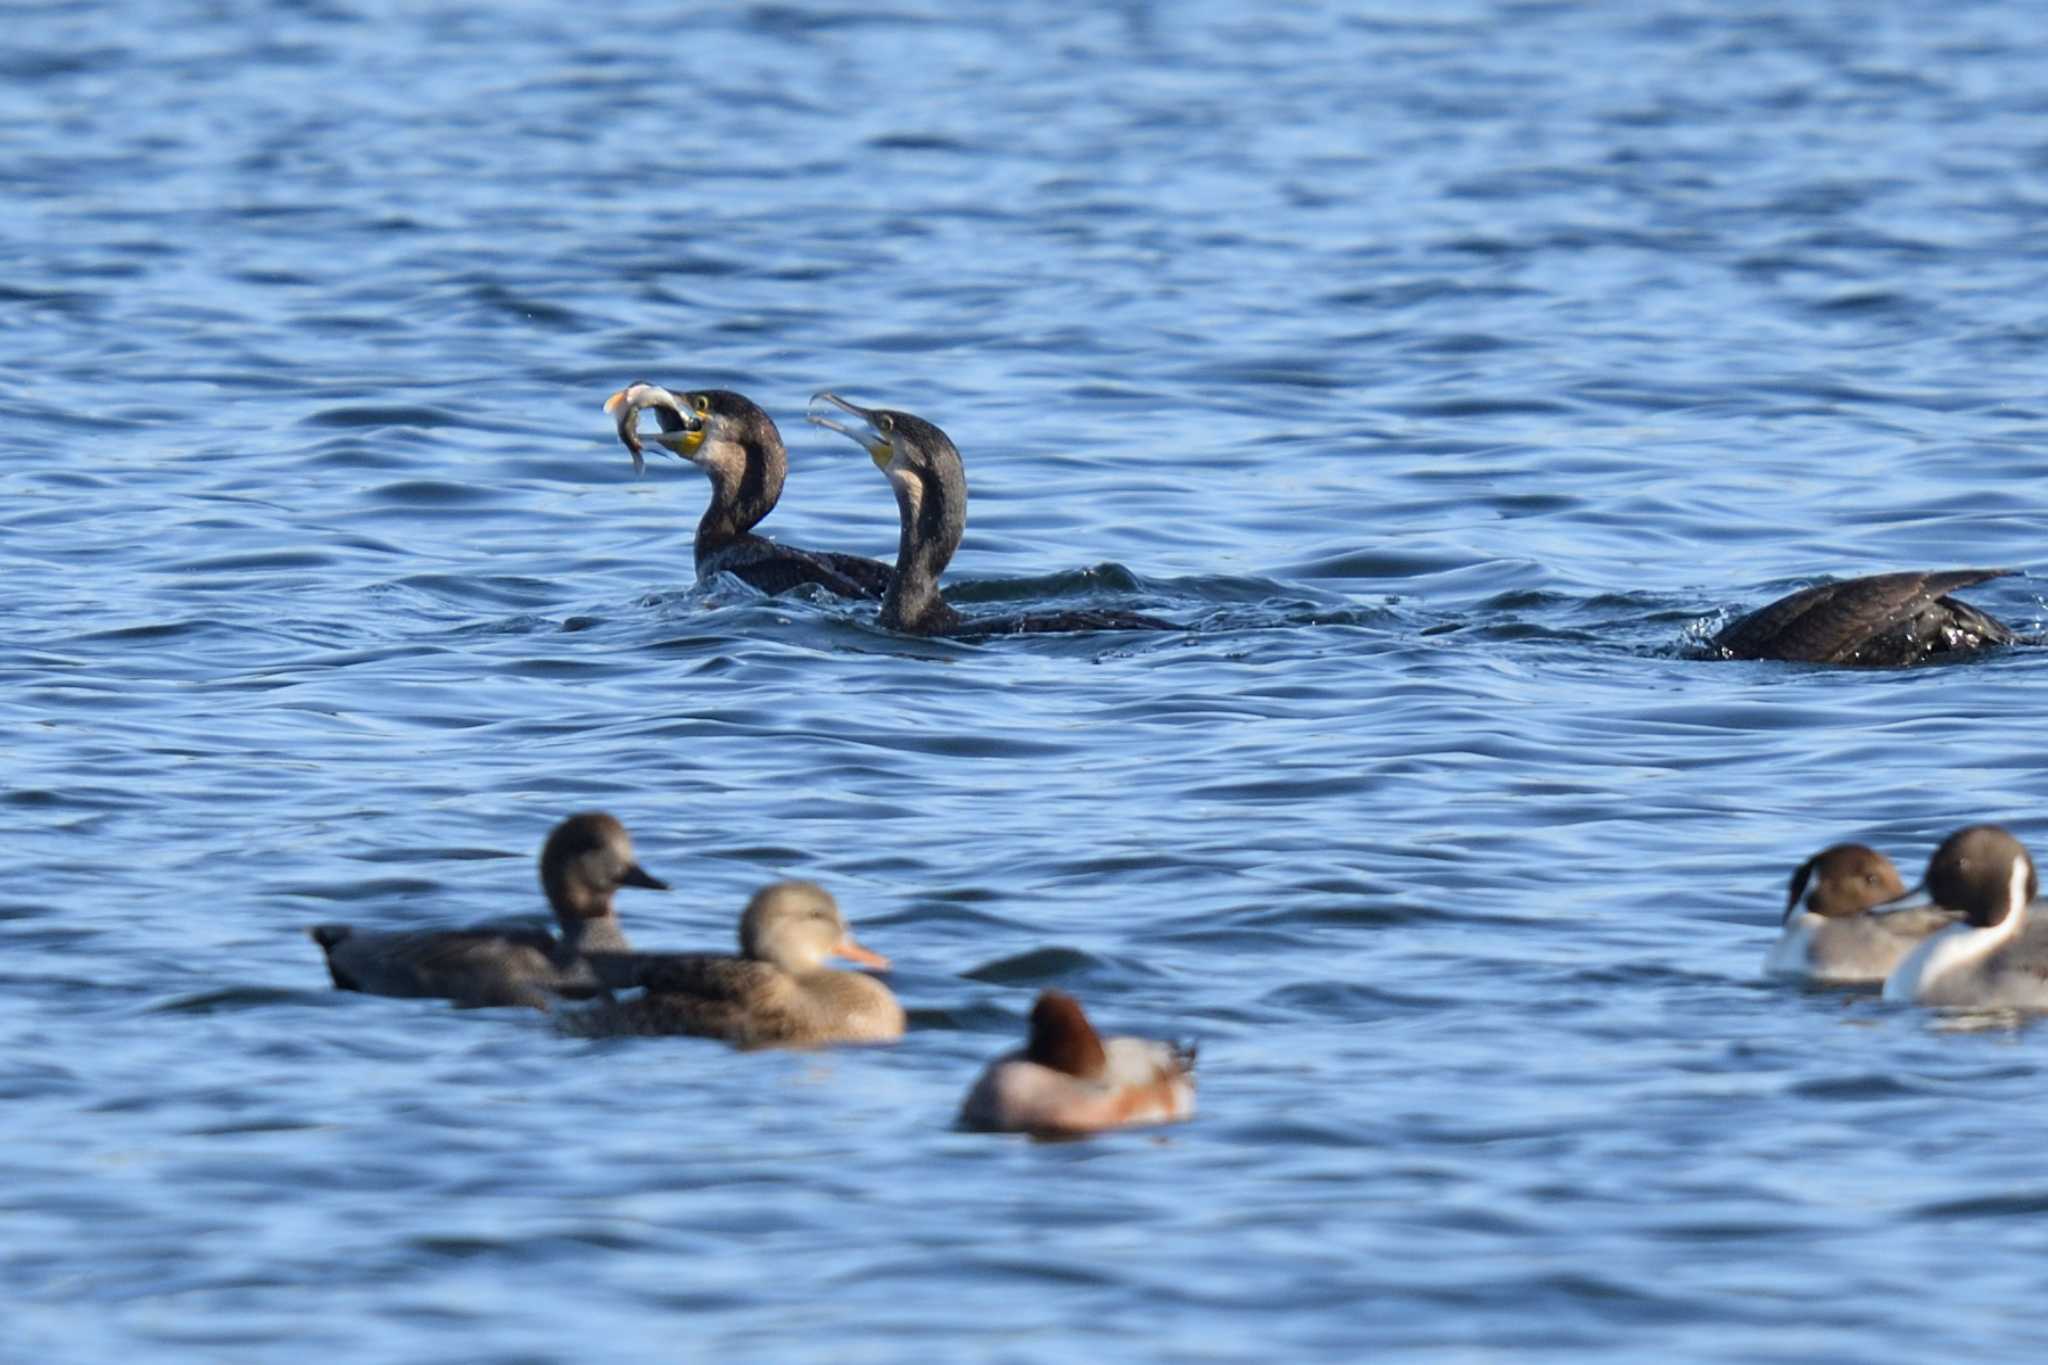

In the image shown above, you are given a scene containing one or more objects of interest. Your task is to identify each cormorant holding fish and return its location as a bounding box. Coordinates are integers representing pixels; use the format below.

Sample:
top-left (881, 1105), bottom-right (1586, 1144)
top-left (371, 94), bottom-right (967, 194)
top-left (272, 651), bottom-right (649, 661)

top-left (807, 392), bottom-right (1175, 637)
top-left (1711, 568), bottom-right (2018, 665)
top-left (604, 383), bottom-right (894, 599)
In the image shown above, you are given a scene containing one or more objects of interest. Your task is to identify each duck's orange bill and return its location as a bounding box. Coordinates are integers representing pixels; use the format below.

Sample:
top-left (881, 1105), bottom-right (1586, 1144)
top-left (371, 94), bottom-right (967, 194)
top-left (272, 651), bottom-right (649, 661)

top-left (834, 937), bottom-right (890, 971)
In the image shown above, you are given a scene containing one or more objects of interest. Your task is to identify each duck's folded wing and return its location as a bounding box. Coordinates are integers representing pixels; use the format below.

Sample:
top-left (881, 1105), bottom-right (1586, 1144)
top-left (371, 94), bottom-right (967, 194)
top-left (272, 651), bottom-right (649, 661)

top-left (564, 953), bottom-right (787, 1041)
top-left (312, 924), bottom-right (564, 1006)
top-left (580, 951), bottom-right (770, 999)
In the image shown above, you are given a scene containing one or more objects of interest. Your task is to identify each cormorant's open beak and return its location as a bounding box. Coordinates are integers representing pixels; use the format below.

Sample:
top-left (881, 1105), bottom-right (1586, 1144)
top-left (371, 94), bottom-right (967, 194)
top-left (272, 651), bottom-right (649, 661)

top-left (806, 391), bottom-right (893, 470)
top-left (603, 383), bottom-right (702, 474)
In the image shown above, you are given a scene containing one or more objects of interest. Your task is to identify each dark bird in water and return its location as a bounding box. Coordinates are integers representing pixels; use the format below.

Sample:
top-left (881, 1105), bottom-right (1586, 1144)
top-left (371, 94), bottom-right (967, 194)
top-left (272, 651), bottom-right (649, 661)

top-left (806, 392), bottom-right (1175, 637)
top-left (603, 383), bottom-right (894, 599)
top-left (566, 880), bottom-right (904, 1047)
top-left (308, 812), bottom-right (668, 1009)
top-left (1711, 569), bottom-right (2019, 665)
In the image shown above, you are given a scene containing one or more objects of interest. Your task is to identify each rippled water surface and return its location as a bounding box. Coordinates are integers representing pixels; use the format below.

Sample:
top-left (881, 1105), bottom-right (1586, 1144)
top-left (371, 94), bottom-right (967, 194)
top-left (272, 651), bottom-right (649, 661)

top-left (8, 1), bottom-right (2048, 1359)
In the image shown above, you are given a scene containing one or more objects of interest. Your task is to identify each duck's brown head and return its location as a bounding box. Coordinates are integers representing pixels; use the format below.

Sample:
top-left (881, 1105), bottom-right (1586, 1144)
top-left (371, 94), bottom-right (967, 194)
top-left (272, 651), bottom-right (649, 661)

top-left (539, 811), bottom-right (668, 922)
top-left (1025, 990), bottom-right (1108, 1079)
top-left (1786, 843), bottom-right (1905, 921)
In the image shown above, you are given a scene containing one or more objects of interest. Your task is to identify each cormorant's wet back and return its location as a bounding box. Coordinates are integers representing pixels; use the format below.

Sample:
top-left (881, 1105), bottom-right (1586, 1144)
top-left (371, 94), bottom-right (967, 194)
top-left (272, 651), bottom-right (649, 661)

top-left (1711, 568), bottom-right (2018, 665)
top-left (604, 384), bottom-right (893, 599)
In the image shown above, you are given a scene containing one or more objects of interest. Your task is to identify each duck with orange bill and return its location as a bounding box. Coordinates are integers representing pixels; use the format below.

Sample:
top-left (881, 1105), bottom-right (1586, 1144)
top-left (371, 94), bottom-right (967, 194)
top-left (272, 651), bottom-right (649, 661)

top-left (567, 880), bottom-right (904, 1046)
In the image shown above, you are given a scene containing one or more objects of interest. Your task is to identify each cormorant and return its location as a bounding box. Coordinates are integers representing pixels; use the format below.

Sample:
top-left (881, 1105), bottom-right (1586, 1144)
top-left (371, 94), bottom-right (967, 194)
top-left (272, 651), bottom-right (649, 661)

top-left (1711, 569), bottom-right (2018, 665)
top-left (806, 392), bottom-right (1175, 636)
top-left (308, 812), bottom-right (668, 1009)
top-left (603, 384), bottom-right (894, 599)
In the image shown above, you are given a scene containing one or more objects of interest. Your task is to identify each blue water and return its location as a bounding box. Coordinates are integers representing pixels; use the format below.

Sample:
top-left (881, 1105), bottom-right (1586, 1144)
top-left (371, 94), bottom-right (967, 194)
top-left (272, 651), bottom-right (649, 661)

top-left (7, 0), bottom-right (2048, 1358)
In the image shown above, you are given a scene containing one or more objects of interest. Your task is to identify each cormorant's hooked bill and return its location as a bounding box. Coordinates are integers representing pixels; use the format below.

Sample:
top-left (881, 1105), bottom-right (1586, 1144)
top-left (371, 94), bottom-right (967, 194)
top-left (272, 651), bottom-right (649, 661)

top-left (807, 391), bottom-right (894, 469)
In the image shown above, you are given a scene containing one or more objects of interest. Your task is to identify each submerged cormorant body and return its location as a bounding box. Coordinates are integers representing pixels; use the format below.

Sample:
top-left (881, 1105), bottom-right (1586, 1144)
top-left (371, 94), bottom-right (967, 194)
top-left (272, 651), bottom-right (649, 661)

top-left (604, 384), bottom-right (893, 599)
top-left (806, 392), bottom-right (1174, 637)
top-left (1712, 568), bottom-right (2017, 665)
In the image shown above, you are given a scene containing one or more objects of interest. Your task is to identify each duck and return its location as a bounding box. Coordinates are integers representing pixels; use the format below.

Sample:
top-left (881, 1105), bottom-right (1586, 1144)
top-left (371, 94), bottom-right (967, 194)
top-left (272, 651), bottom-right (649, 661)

top-left (806, 392), bottom-right (1175, 636)
top-left (1711, 569), bottom-right (2017, 665)
top-left (603, 383), bottom-right (894, 598)
top-left (1764, 842), bottom-right (1953, 984)
top-left (309, 812), bottom-right (667, 1009)
top-left (1883, 825), bottom-right (2048, 1008)
top-left (566, 880), bottom-right (904, 1046)
top-left (959, 990), bottom-right (1196, 1136)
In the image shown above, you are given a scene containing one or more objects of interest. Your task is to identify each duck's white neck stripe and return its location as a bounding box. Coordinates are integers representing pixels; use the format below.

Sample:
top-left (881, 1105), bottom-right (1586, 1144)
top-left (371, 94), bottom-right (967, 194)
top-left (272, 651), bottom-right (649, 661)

top-left (1885, 872), bottom-right (2030, 1003)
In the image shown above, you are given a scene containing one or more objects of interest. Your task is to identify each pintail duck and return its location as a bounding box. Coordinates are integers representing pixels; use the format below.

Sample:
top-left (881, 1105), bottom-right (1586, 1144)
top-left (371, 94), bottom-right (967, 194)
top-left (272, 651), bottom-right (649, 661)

top-left (1764, 842), bottom-right (1952, 984)
top-left (1883, 825), bottom-right (2048, 1009)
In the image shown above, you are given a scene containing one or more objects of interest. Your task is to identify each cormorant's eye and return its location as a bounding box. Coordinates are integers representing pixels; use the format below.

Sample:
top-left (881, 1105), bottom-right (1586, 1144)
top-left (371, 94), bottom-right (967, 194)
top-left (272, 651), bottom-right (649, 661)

top-left (876, 413), bottom-right (895, 434)
top-left (692, 394), bottom-right (711, 416)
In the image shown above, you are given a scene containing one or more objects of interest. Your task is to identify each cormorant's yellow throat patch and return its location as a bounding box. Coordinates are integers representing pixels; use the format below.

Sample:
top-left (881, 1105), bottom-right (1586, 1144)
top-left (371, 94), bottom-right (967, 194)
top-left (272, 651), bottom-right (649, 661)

top-left (867, 441), bottom-right (891, 470)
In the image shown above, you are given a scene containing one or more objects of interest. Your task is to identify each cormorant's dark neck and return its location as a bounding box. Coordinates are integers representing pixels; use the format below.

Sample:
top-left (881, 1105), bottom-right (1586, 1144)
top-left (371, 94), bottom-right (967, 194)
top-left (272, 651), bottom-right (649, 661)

top-left (693, 430), bottom-right (788, 564)
top-left (881, 466), bottom-right (964, 634)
